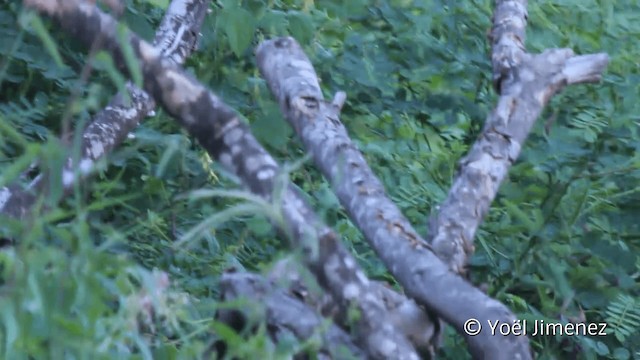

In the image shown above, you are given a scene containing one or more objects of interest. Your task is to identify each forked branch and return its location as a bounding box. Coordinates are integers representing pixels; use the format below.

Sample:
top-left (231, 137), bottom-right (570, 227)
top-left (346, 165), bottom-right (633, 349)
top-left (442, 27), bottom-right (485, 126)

top-left (426, 0), bottom-right (609, 274)
top-left (257, 37), bottom-right (531, 359)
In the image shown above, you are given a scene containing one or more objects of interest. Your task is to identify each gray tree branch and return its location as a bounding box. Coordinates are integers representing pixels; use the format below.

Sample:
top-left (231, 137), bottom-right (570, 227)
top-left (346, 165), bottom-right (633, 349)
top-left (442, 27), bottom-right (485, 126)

top-left (426, 0), bottom-right (609, 274)
top-left (0, 0), bottom-right (210, 220)
top-left (218, 270), bottom-right (367, 359)
top-left (267, 257), bottom-right (437, 356)
top-left (20, 1), bottom-right (425, 358)
top-left (256, 36), bottom-right (530, 360)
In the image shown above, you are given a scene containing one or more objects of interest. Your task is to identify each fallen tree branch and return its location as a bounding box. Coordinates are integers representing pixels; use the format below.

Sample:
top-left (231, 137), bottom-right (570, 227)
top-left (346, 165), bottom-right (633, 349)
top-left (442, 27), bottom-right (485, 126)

top-left (256, 37), bottom-right (531, 359)
top-left (20, 1), bottom-right (427, 358)
top-left (426, 0), bottom-right (609, 273)
top-left (217, 270), bottom-right (367, 359)
top-left (267, 257), bottom-right (437, 356)
top-left (0, 0), bottom-right (210, 220)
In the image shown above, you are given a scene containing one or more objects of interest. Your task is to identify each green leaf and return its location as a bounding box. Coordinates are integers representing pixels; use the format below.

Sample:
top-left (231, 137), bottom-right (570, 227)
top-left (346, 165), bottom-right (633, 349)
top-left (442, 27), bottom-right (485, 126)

top-left (93, 51), bottom-right (128, 98)
top-left (251, 101), bottom-right (292, 150)
top-left (397, 122), bottom-right (415, 140)
top-left (502, 199), bottom-right (542, 233)
top-left (287, 11), bottom-right (314, 44)
top-left (21, 12), bottom-right (64, 67)
top-left (612, 347), bottom-right (630, 360)
top-left (245, 215), bottom-right (272, 236)
top-left (258, 10), bottom-right (289, 35)
top-left (117, 23), bottom-right (143, 88)
top-left (0, 300), bottom-right (18, 357)
top-left (222, 8), bottom-right (256, 57)
top-left (0, 145), bottom-right (40, 188)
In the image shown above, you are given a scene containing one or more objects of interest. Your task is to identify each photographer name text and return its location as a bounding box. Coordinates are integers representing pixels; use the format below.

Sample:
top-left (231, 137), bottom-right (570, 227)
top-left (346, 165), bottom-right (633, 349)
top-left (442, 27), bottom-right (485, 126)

top-left (463, 318), bottom-right (608, 337)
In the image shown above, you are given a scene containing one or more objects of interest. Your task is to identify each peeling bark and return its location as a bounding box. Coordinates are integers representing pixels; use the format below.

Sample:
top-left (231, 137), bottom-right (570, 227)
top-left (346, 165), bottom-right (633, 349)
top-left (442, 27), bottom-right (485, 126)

top-left (0, 0), bottom-right (210, 219)
top-left (426, 0), bottom-right (609, 273)
top-left (256, 37), bottom-right (531, 359)
top-left (21, 1), bottom-right (424, 358)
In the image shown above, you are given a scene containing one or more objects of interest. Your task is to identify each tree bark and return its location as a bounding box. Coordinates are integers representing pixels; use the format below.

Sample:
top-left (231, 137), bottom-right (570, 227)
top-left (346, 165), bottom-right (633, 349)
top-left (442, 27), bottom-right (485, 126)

top-left (20, 1), bottom-right (428, 358)
top-left (256, 36), bottom-right (532, 360)
top-left (0, 0), bottom-right (210, 220)
top-left (218, 270), bottom-right (367, 359)
top-left (426, 0), bottom-right (609, 274)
